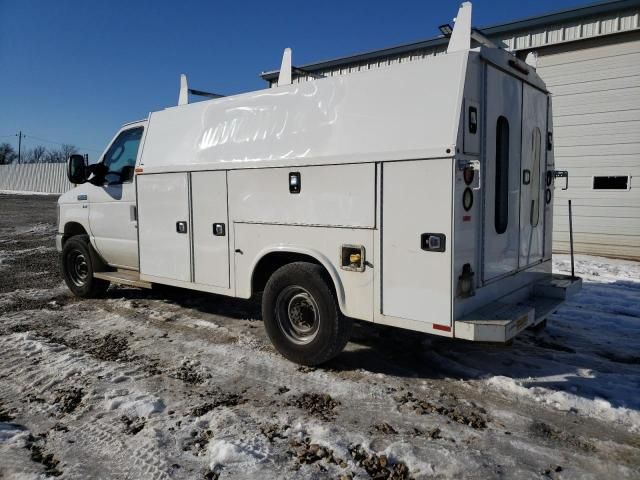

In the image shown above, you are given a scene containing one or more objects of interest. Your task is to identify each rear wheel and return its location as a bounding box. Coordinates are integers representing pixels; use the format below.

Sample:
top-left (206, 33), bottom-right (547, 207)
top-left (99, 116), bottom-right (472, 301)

top-left (61, 235), bottom-right (110, 298)
top-left (262, 262), bottom-right (352, 366)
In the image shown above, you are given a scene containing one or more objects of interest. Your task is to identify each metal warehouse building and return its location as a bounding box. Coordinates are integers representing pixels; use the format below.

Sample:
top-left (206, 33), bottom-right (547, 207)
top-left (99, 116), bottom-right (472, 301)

top-left (262, 0), bottom-right (640, 260)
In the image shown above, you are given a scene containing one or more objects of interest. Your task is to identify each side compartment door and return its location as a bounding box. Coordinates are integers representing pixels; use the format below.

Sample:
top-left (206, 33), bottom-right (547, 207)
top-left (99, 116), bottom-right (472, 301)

top-left (382, 159), bottom-right (453, 326)
top-left (137, 173), bottom-right (191, 282)
top-left (191, 171), bottom-right (230, 288)
top-left (482, 66), bottom-right (523, 282)
top-left (519, 84), bottom-right (547, 267)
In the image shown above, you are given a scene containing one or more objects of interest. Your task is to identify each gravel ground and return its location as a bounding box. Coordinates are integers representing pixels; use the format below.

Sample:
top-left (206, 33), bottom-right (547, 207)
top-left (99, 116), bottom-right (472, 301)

top-left (0, 193), bottom-right (639, 479)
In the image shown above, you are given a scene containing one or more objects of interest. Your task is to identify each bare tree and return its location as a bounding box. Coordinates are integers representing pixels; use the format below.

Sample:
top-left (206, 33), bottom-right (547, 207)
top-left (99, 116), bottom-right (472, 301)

top-left (0, 143), bottom-right (17, 165)
top-left (44, 144), bottom-right (78, 163)
top-left (25, 145), bottom-right (47, 164)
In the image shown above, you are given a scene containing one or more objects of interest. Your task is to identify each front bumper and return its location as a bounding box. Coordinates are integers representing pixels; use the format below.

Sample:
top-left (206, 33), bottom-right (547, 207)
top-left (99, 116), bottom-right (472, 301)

top-left (55, 233), bottom-right (63, 252)
top-left (455, 274), bottom-right (582, 342)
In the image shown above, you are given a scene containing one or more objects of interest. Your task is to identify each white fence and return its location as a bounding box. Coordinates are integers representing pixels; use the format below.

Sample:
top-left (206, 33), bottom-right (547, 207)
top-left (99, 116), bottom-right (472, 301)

top-left (0, 163), bottom-right (73, 194)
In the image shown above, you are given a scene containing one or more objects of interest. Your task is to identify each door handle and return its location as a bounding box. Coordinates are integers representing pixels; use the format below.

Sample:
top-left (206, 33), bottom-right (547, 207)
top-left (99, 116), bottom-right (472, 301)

top-left (176, 221), bottom-right (188, 234)
top-left (213, 223), bottom-right (226, 236)
top-left (522, 169), bottom-right (531, 185)
top-left (420, 233), bottom-right (446, 252)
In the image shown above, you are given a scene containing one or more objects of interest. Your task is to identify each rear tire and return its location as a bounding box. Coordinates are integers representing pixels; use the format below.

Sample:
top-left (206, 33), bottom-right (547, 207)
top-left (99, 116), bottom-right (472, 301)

top-left (61, 235), bottom-right (110, 298)
top-left (262, 262), bottom-right (352, 366)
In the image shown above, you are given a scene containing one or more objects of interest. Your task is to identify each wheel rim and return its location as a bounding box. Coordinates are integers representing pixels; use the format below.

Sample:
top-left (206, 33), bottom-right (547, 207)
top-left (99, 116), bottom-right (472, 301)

top-left (66, 249), bottom-right (89, 287)
top-left (275, 286), bottom-right (320, 345)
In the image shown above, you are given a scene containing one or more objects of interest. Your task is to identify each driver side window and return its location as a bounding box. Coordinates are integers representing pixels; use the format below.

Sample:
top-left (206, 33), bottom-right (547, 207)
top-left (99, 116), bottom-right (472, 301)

top-left (103, 127), bottom-right (143, 185)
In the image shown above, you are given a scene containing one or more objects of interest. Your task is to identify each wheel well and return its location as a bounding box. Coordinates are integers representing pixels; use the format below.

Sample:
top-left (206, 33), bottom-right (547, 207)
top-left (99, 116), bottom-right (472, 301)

top-left (252, 252), bottom-right (336, 297)
top-left (62, 222), bottom-right (88, 244)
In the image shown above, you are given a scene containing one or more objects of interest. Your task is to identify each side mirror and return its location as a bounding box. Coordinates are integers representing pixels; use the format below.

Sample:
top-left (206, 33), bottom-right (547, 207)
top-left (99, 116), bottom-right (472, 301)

top-left (67, 154), bottom-right (88, 184)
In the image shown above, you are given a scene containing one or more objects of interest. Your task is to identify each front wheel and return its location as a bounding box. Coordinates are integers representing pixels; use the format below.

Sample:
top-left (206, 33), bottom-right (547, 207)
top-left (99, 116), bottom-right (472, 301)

top-left (61, 235), bottom-right (110, 298)
top-left (262, 262), bottom-right (352, 366)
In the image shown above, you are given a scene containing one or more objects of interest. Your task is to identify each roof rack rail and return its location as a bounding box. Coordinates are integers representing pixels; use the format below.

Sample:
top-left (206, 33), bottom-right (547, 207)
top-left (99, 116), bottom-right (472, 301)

top-left (178, 74), bottom-right (225, 106)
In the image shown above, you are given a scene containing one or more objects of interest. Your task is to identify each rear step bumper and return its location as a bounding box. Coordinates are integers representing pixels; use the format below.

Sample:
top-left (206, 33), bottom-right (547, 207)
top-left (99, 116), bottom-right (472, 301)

top-left (455, 274), bottom-right (582, 343)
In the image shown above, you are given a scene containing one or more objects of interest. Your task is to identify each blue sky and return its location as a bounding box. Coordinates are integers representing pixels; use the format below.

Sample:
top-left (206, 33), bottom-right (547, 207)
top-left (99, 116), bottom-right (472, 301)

top-left (0, 0), bottom-right (588, 159)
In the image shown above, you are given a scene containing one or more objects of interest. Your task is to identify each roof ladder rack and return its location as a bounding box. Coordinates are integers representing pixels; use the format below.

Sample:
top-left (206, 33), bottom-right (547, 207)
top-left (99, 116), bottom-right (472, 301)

top-left (178, 74), bottom-right (225, 106)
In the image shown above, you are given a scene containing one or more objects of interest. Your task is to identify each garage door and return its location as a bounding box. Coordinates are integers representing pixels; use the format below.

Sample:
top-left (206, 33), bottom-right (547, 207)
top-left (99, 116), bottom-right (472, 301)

top-left (536, 33), bottom-right (640, 260)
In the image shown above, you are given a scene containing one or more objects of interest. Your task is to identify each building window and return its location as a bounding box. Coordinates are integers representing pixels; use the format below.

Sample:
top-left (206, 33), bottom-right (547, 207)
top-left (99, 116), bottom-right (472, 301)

top-left (495, 116), bottom-right (510, 234)
top-left (531, 127), bottom-right (542, 227)
top-left (593, 176), bottom-right (629, 190)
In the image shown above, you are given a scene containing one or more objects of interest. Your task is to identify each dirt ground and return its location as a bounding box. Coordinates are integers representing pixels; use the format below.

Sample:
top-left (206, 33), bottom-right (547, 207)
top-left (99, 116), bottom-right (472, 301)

top-left (0, 193), bottom-right (639, 480)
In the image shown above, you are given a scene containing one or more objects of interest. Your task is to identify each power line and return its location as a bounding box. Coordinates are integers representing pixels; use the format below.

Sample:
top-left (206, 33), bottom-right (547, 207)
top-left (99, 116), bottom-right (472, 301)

top-left (0, 132), bottom-right (102, 153)
top-left (27, 134), bottom-right (102, 153)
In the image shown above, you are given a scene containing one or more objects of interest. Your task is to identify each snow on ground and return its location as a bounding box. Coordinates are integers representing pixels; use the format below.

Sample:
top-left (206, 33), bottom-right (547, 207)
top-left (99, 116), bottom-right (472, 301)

top-left (0, 194), bottom-right (639, 479)
top-left (423, 254), bottom-right (640, 434)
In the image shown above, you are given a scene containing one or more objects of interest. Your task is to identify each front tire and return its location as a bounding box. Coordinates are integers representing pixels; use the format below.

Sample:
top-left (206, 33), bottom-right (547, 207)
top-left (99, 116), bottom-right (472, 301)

top-left (61, 235), bottom-right (110, 298)
top-left (262, 262), bottom-right (352, 366)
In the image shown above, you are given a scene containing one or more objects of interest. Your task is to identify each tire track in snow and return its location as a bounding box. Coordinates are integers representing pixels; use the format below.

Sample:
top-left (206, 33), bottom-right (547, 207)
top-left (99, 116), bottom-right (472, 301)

top-left (0, 333), bottom-right (173, 480)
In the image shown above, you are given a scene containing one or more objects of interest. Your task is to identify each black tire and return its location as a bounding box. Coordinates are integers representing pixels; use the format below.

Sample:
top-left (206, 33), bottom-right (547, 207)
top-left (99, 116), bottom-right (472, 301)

top-left (61, 235), bottom-right (110, 298)
top-left (262, 262), bottom-right (352, 366)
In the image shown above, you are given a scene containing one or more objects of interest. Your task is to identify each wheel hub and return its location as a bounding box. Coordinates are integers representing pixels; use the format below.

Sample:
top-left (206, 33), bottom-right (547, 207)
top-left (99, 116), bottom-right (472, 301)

top-left (276, 287), bottom-right (320, 345)
top-left (67, 250), bottom-right (89, 287)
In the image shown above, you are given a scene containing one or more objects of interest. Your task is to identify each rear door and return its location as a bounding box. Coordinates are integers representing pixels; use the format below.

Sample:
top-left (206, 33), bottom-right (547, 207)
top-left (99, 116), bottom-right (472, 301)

top-left (482, 65), bottom-right (523, 282)
top-left (519, 84), bottom-right (548, 267)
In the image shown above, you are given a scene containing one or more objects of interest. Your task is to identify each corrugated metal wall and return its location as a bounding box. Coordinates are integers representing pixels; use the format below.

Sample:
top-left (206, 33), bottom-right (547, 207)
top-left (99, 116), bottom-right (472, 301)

top-left (0, 163), bottom-right (73, 194)
top-left (536, 33), bottom-right (640, 259)
top-left (266, 6), bottom-right (640, 88)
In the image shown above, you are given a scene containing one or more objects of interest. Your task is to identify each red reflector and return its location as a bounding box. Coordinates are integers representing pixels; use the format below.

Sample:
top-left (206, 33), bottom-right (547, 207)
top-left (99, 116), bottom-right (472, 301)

top-left (463, 215), bottom-right (471, 222)
top-left (135, 167), bottom-right (144, 173)
top-left (433, 324), bottom-right (451, 332)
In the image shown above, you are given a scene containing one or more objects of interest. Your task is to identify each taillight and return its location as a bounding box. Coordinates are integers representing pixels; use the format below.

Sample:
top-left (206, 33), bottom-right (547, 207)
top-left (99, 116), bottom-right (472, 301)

top-left (463, 188), bottom-right (473, 211)
top-left (463, 166), bottom-right (475, 185)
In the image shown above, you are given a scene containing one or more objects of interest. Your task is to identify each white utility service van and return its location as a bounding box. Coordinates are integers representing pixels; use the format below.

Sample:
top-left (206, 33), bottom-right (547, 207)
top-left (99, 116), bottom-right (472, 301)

top-left (57, 3), bottom-right (581, 365)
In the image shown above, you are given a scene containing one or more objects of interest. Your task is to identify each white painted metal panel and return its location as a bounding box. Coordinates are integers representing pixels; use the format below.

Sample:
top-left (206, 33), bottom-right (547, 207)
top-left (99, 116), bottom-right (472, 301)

top-left (519, 84), bottom-right (547, 268)
top-left (228, 164), bottom-right (375, 228)
top-left (88, 182), bottom-right (138, 269)
top-left (233, 223), bottom-right (374, 321)
top-left (139, 53), bottom-right (467, 173)
top-left (482, 66), bottom-right (522, 281)
top-left (137, 173), bottom-right (191, 282)
top-left (191, 171), bottom-right (230, 288)
top-left (382, 159), bottom-right (453, 326)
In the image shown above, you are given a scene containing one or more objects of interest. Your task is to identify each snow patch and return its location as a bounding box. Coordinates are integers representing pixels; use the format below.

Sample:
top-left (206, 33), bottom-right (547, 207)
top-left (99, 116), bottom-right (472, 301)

top-left (487, 376), bottom-right (640, 432)
top-left (208, 438), bottom-right (269, 469)
top-left (0, 190), bottom-right (59, 196)
top-left (104, 389), bottom-right (165, 417)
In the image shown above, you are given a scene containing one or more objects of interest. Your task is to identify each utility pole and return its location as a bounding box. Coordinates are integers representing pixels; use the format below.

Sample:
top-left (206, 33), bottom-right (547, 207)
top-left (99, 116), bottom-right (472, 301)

top-left (16, 131), bottom-right (25, 164)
